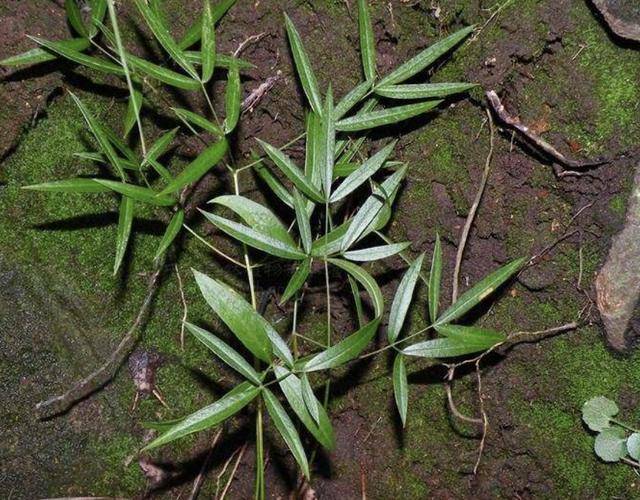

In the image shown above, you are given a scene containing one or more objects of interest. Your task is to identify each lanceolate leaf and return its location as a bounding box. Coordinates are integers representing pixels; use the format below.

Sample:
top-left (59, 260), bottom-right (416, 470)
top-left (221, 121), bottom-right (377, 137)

top-left (28, 36), bottom-right (124, 76)
top-left (293, 190), bottom-right (312, 254)
top-left (209, 195), bottom-right (297, 249)
top-left (388, 253), bottom-right (425, 343)
top-left (127, 54), bottom-right (200, 90)
top-left (311, 219), bottom-right (351, 257)
top-left (377, 25), bottom-right (474, 87)
top-left (193, 270), bottom-right (273, 362)
top-left (254, 161), bottom-right (294, 208)
top-left (70, 92), bottom-right (126, 179)
top-left (357, 0), bottom-right (376, 81)
top-left (257, 139), bottom-right (324, 203)
top-left (301, 374), bottom-right (320, 425)
top-left (89, 0), bottom-right (108, 38)
top-left (201, 0), bottom-right (216, 83)
top-left (177, 0), bottom-right (238, 49)
top-left (184, 322), bottom-right (262, 385)
top-left (143, 127), bottom-right (179, 167)
top-left (123, 86), bottom-right (143, 138)
top-left (435, 324), bottom-right (506, 346)
top-left (375, 82), bottom-right (477, 100)
top-left (334, 79), bottom-right (373, 121)
top-left (0, 38), bottom-right (90, 67)
top-left (22, 178), bottom-right (110, 193)
top-left (224, 64), bottom-right (240, 133)
top-left (335, 100), bottom-right (442, 132)
top-left (330, 140), bottom-right (396, 202)
top-left (113, 196), bottom-right (134, 275)
top-left (320, 87), bottom-right (335, 197)
top-left (133, 0), bottom-right (199, 80)
top-left (402, 335), bottom-right (499, 358)
top-left (143, 382), bottom-right (260, 450)
top-left (434, 258), bottom-right (526, 326)
top-left (65, 0), bottom-right (89, 37)
top-left (154, 209), bottom-right (184, 260)
top-left (93, 179), bottom-right (176, 206)
top-left (328, 258), bottom-right (383, 317)
top-left (172, 107), bottom-right (224, 136)
top-left (303, 318), bottom-right (380, 372)
top-left (305, 112), bottom-right (323, 192)
top-left (159, 138), bottom-right (228, 195)
top-left (284, 13), bottom-right (322, 115)
top-left (343, 241), bottom-right (411, 262)
top-left (393, 354), bottom-right (408, 427)
top-left (429, 233), bottom-right (442, 323)
top-left (340, 165), bottom-right (407, 252)
top-left (348, 275), bottom-right (365, 328)
top-left (200, 211), bottom-right (306, 260)
top-left (274, 366), bottom-right (335, 450)
top-left (280, 258), bottom-right (312, 305)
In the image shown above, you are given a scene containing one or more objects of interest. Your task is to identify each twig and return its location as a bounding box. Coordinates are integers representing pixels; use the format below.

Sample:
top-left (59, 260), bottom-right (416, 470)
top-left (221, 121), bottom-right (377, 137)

top-left (241, 72), bottom-right (282, 115)
top-left (233, 33), bottom-right (267, 57)
top-left (36, 255), bottom-right (166, 418)
top-left (219, 443), bottom-right (247, 500)
top-left (175, 264), bottom-right (188, 350)
top-left (452, 108), bottom-right (495, 302)
top-left (473, 361), bottom-right (489, 474)
top-left (486, 90), bottom-right (608, 170)
top-left (188, 429), bottom-right (223, 500)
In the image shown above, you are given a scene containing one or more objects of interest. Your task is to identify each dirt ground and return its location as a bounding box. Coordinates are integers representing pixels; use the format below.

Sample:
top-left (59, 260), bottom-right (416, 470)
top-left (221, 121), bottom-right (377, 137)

top-left (2, 0), bottom-right (640, 498)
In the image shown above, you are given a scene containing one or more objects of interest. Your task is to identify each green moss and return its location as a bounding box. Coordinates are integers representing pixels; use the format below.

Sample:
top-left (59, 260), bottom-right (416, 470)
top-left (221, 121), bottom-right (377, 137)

top-left (609, 194), bottom-right (627, 218)
top-left (90, 434), bottom-right (146, 493)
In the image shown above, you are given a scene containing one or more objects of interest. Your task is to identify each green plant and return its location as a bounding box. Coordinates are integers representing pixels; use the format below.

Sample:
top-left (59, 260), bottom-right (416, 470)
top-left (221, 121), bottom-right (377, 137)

top-left (582, 396), bottom-right (640, 467)
top-left (3, 0), bottom-right (527, 497)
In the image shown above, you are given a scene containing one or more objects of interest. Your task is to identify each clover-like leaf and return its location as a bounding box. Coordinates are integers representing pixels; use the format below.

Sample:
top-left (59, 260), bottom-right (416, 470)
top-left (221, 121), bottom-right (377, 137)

top-left (582, 396), bottom-right (619, 432)
top-left (627, 433), bottom-right (640, 460)
top-left (594, 427), bottom-right (627, 462)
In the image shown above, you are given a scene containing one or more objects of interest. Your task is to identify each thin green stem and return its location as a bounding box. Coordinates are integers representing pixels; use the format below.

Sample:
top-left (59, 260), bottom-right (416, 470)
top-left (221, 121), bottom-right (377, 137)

top-left (183, 223), bottom-right (247, 268)
top-left (611, 418), bottom-right (640, 434)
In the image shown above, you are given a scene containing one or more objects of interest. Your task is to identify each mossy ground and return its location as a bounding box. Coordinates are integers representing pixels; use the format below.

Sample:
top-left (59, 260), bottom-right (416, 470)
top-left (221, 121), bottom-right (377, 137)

top-left (2, 0), bottom-right (640, 497)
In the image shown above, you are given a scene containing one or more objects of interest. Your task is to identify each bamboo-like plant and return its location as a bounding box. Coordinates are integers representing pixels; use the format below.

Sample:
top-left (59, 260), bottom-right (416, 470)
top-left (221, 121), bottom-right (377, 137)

top-left (3, 0), bottom-right (525, 496)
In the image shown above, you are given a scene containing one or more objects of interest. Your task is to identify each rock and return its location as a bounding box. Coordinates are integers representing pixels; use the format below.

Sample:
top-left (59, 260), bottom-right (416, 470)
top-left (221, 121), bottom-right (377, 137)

top-left (592, 0), bottom-right (640, 42)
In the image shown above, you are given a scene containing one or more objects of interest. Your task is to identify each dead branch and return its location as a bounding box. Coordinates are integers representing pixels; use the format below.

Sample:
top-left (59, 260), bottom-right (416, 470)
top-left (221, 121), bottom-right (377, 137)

top-left (486, 90), bottom-right (608, 170)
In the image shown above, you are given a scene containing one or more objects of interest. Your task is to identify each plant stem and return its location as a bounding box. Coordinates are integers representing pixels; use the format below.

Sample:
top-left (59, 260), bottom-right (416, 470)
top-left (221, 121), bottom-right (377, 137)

top-left (611, 418), bottom-right (640, 434)
top-left (106, 0), bottom-right (147, 157)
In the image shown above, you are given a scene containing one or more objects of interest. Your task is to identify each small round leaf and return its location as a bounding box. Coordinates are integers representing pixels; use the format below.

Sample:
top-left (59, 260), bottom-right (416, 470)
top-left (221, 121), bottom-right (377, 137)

top-left (627, 433), bottom-right (640, 460)
top-left (594, 427), bottom-right (627, 462)
top-left (582, 396), bottom-right (619, 432)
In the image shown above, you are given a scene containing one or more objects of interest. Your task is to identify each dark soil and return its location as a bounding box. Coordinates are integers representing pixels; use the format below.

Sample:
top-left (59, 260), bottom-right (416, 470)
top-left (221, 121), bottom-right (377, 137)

top-left (2, 0), bottom-right (640, 498)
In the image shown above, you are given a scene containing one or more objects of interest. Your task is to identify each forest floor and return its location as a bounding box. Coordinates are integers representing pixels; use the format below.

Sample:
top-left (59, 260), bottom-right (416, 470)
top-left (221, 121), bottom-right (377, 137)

top-left (1, 0), bottom-right (640, 498)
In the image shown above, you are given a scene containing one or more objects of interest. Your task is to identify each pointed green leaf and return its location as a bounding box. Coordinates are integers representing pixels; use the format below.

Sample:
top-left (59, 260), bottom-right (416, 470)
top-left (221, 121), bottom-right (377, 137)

top-left (143, 127), bottom-right (179, 167)
top-left (328, 258), bottom-right (383, 317)
top-left (224, 64), bottom-right (240, 133)
top-left (177, 0), bottom-right (238, 49)
top-left (200, 211), bottom-right (306, 260)
top-left (429, 233), bottom-right (442, 323)
top-left (402, 335), bottom-right (498, 359)
top-left (127, 54), bottom-right (200, 90)
top-left (435, 324), bottom-right (506, 346)
top-left (254, 160), bottom-right (294, 208)
top-left (301, 374), bottom-right (320, 425)
top-left (142, 382), bottom-right (260, 450)
top-left (263, 388), bottom-right (310, 478)
top-left (393, 354), bottom-right (408, 427)
top-left (334, 80), bottom-right (373, 121)
top-left (69, 92), bottom-right (126, 179)
top-left (293, 190), bottom-right (312, 254)
top-left (184, 322), bottom-right (262, 385)
top-left (22, 178), bottom-right (109, 193)
top-left (123, 86), bottom-right (143, 138)
top-left (159, 138), bottom-right (228, 195)
top-left (303, 318), bottom-right (380, 372)
top-left (133, 0), bottom-right (199, 79)
top-left (582, 396), bottom-right (619, 432)
top-left (193, 270), bottom-right (273, 362)
top-left (336, 100), bottom-right (442, 132)
top-left (280, 258), bottom-right (312, 305)
top-left (0, 38), bottom-right (91, 67)
top-left (274, 366), bottom-right (335, 450)
top-left (89, 0), bottom-right (108, 38)
top-left (305, 111), bottom-right (323, 193)
top-left (284, 13), bottom-right (322, 115)
top-left (435, 257), bottom-right (525, 326)
top-left (388, 253), bottom-right (425, 343)
top-left (93, 179), bottom-right (175, 206)
top-left (172, 107), bottom-right (224, 136)
top-left (65, 0), bottom-right (89, 37)
top-left (375, 82), bottom-right (477, 100)
top-left (209, 194), bottom-right (297, 248)
top-left (311, 219), bottom-right (351, 257)
top-left (28, 36), bottom-right (124, 75)
top-left (343, 241), bottom-right (410, 263)
top-left (154, 209), bottom-right (184, 260)
top-left (149, 159), bottom-right (174, 183)
top-left (340, 165), bottom-right (406, 252)
top-left (377, 25), bottom-right (474, 87)
top-left (595, 427), bottom-right (627, 462)
top-left (257, 139), bottom-right (324, 203)
top-left (201, 0), bottom-right (216, 83)
top-left (330, 140), bottom-right (396, 202)
top-left (357, 0), bottom-right (376, 81)
top-left (113, 196), bottom-right (134, 275)
top-left (319, 87), bottom-right (335, 196)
